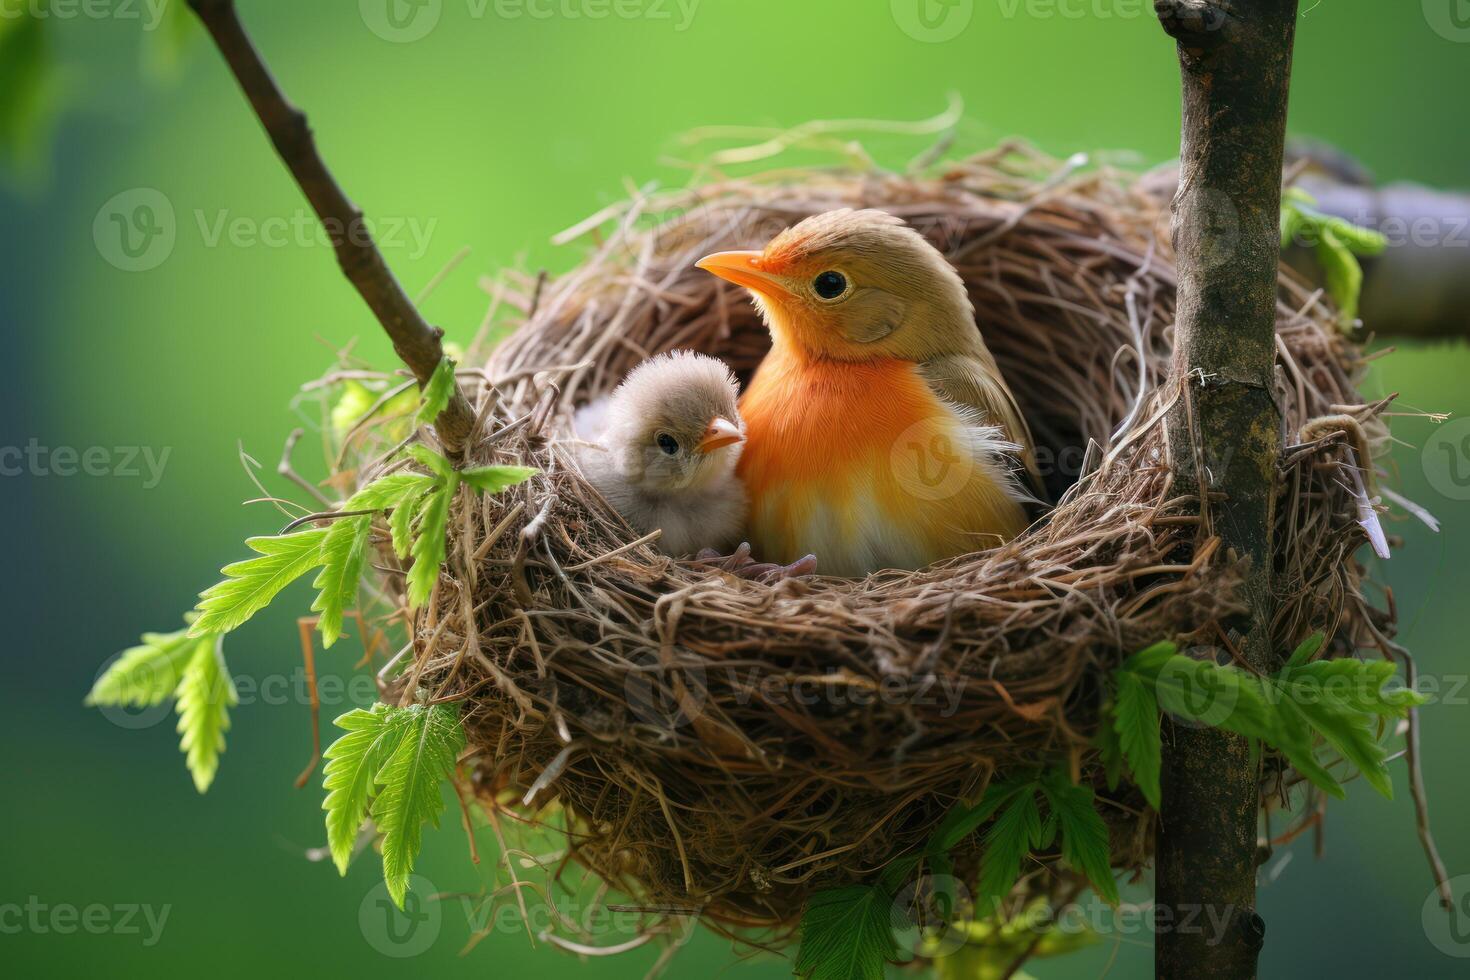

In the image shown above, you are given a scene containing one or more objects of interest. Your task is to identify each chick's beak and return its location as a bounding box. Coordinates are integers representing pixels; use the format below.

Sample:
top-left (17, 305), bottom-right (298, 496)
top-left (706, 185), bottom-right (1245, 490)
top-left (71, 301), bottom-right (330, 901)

top-left (696, 416), bottom-right (743, 454)
top-left (695, 250), bottom-right (789, 298)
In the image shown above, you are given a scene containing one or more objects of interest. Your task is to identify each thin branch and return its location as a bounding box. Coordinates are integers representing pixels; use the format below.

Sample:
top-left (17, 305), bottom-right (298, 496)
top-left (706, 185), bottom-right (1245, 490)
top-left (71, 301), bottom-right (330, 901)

top-left (185, 0), bottom-right (476, 454)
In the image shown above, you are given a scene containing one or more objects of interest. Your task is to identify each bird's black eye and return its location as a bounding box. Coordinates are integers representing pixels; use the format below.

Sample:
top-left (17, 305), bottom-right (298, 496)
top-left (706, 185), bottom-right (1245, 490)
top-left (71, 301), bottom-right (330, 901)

top-left (812, 270), bottom-right (847, 300)
top-left (656, 433), bottom-right (679, 456)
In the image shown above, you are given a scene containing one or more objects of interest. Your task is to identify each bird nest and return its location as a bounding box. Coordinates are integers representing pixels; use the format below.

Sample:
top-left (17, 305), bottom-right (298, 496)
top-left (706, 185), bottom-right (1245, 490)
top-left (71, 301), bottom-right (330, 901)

top-left (366, 145), bottom-right (1394, 936)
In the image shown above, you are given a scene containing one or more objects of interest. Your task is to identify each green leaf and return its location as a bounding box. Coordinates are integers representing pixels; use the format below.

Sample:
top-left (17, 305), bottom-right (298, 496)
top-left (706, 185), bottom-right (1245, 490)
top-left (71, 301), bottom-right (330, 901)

top-left (1040, 771), bottom-right (1120, 907)
top-left (1121, 641), bottom-right (1177, 676)
top-left (86, 627), bottom-right (199, 707)
top-left (975, 783), bottom-right (1043, 913)
top-left (390, 483), bottom-right (429, 560)
top-left (405, 443), bottom-right (454, 480)
top-left (416, 358), bottom-right (457, 427)
top-left (371, 702), bottom-right (465, 908)
top-left (1286, 632), bottom-right (1324, 670)
top-left (406, 476), bottom-right (458, 608)
top-left (309, 516), bottom-right (373, 648)
top-left (1320, 214), bottom-right (1387, 257)
top-left (794, 885), bottom-right (898, 980)
top-left (932, 777), bottom-right (1032, 853)
top-left (175, 636), bottom-right (237, 793)
top-left (1113, 670), bottom-right (1161, 809)
top-left (345, 472), bottom-right (437, 512)
top-left (1266, 656), bottom-right (1422, 799)
top-left (321, 704), bottom-right (412, 876)
top-left (459, 465), bottom-right (536, 495)
top-left (1151, 654), bottom-right (1278, 745)
top-left (1316, 227), bottom-right (1365, 325)
top-left (191, 529), bottom-right (329, 637)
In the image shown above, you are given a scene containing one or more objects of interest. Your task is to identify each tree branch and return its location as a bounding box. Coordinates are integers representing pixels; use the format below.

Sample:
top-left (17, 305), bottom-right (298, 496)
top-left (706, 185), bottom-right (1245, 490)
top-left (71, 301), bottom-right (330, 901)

top-left (1155, 2), bottom-right (1299, 978)
top-left (184, 0), bottom-right (476, 455)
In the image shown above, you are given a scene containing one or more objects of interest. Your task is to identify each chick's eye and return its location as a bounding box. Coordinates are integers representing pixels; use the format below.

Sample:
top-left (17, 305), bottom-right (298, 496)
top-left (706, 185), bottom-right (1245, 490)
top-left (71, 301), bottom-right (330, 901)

top-left (812, 270), bottom-right (847, 300)
top-left (656, 433), bottom-right (679, 456)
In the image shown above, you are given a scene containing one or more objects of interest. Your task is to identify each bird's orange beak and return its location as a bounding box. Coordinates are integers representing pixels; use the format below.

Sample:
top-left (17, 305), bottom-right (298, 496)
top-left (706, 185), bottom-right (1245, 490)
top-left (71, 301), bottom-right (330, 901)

top-left (695, 250), bottom-right (790, 299)
top-left (696, 416), bottom-right (743, 454)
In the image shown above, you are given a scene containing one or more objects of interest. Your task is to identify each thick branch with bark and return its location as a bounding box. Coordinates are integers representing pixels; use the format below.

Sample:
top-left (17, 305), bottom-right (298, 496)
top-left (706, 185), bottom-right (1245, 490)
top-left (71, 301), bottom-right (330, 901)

top-left (185, 0), bottom-right (476, 454)
top-left (1154, 2), bottom-right (1299, 978)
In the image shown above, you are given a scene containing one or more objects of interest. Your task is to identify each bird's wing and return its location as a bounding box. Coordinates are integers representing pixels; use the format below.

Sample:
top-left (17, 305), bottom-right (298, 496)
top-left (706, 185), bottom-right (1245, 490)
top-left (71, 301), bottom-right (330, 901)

top-left (918, 352), bottom-right (1043, 494)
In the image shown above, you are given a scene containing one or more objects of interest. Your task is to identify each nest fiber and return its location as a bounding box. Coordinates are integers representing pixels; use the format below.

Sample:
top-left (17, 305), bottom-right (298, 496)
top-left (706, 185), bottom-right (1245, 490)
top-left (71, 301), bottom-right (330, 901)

top-left (383, 146), bottom-right (1392, 931)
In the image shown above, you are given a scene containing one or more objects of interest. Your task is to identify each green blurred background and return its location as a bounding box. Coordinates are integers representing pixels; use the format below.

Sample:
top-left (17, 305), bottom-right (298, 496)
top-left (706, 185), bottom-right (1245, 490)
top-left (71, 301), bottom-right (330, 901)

top-left (1, 1), bottom-right (1466, 977)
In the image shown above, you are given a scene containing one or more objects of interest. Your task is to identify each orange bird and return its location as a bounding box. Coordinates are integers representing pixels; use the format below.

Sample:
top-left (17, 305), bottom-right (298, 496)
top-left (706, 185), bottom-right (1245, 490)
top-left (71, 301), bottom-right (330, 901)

top-left (696, 209), bottom-right (1037, 577)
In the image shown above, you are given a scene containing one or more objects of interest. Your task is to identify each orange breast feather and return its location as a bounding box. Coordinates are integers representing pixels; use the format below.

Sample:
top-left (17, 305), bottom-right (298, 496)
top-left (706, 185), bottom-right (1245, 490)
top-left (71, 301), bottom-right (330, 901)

top-left (737, 347), bottom-right (1026, 576)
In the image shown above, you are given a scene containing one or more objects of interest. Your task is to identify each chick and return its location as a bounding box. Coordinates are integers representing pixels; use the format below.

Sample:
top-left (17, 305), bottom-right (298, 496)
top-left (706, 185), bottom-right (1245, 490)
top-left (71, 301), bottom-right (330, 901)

top-left (574, 351), bottom-right (747, 557)
top-left (696, 208), bottom-right (1038, 577)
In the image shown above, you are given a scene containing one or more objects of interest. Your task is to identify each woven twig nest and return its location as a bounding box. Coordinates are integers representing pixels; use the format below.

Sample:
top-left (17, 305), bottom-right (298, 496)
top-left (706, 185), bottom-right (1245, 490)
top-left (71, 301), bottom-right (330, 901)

top-left (389, 145), bottom-right (1389, 935)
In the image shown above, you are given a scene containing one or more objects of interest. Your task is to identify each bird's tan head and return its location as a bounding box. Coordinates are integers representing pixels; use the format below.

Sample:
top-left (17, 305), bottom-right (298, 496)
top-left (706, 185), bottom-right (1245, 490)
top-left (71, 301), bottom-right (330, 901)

top-left (695, 208), bottom-right (973, 361)
top-left (602, 350), bottom-right (744, 492)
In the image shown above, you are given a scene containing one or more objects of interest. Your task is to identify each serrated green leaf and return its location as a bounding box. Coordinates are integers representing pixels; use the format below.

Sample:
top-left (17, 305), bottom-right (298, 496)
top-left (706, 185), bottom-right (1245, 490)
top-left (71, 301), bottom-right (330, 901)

top-left (309, 515), bottom-right (373, 648)
top-left (1040, 771), bottom-right (1120, 907)
top-left (1152, 654), bottom-right (1278, 744)
top-left (459, 465), bottom-right (536, 495)
top-left (371, 702), bottom-right (465, 908)
top-left (406, 443), bottom-right (454, 480)
top-left (932, 778), bottom-right (1032, 854)
top-left (390, 483), bottom-right (429, 560)
top-left (321, 704), bottom-right (412, 876)
top-left (1113, 670), bottom-right (1161, 809)
top-left (175, 636), bottom-right (237, 793)
top-left (794, 885), bottom-right (897, 980)
top-left (975, 783), bottom-right (1042, 914)
top-left (345, 473), bottom-right (437, 512)
top-left (1266, 655), bottom-right (1420, 799)
top-left (406, 476), bottom-right (458, 608)
top-left (86, 627), bottom-right (199, 707)
top-left (191, 529), bottom-right (329, 637)
top-left (416, 358), bottom-right (457, 427)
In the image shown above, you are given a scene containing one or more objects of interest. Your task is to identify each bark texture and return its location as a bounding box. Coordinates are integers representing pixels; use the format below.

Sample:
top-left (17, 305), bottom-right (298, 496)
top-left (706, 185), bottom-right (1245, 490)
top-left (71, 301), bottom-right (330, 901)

top-left (1154, 2), bottom-right (1299, 978)
top-left (186, 0), bottom-right (476, 454)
